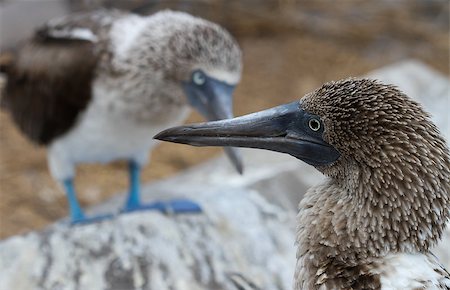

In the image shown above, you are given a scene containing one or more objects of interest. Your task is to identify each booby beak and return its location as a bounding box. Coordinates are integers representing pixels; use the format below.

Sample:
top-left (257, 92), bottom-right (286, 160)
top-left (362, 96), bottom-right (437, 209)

top-left (155, 101), bottom-right (340, 167)
top-left (183, 71), bottom-right (243, 174)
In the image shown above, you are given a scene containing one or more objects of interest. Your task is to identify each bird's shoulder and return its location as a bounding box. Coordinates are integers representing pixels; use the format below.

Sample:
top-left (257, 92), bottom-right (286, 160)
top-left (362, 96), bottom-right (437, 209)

top-left (375, 252), bottom-right (450, 290)
top-left (36, 9), bottom-right (128, 43)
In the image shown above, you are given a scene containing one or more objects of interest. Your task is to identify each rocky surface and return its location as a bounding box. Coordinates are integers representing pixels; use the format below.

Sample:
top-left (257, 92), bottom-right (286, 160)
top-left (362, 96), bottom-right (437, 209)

top-left (1, 186), bottom-right (295, 290)
top-left (0, 60), bottom-right (449, 289)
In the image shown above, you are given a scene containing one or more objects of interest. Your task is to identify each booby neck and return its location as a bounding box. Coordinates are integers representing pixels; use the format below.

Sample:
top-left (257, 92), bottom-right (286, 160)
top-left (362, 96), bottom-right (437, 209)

top-left (295, 81), bottom-right (450, 289)
top-left (304, 89), bottom-right (450, 254)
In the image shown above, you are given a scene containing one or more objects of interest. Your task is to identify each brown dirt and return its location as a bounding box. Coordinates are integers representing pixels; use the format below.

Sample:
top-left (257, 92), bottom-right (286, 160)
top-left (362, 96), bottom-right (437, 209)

top-left (0, 1), bottom-right (448, 238)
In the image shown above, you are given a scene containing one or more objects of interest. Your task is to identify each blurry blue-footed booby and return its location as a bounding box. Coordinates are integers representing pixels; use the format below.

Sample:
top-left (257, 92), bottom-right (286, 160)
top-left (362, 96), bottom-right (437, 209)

top-left (156, 78), bottom-right (450, 289)
top-left (1, 9), bottom-right (243, 223)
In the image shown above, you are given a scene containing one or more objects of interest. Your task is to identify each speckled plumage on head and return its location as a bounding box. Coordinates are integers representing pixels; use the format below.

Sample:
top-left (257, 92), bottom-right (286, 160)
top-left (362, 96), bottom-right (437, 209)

top-left (164, 13), bottom-right (242, 82)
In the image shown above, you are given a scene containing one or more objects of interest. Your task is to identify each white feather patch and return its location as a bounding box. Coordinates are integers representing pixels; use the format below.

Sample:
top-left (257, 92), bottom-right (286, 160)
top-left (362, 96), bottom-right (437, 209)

top-left (374, 253), bottom-right (450, 290)
top-left (47, 28), bottom-right (98, 42)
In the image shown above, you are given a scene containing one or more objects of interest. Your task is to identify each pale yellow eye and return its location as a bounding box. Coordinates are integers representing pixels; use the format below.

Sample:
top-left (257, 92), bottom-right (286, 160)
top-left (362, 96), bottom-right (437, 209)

top-left (309, 118), bottom-right (321, 131)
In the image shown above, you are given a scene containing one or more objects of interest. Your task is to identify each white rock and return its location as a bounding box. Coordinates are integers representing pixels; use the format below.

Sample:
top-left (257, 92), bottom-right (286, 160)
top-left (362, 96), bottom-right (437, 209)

top-left (0, 187), bottom-right (295, 290)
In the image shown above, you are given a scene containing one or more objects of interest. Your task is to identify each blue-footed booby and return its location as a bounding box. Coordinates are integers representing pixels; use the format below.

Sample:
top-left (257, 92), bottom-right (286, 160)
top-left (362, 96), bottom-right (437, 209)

top-left (1, 9), bottom-right (243, 223)
top-left (156, 78), bottom-right (450, 289)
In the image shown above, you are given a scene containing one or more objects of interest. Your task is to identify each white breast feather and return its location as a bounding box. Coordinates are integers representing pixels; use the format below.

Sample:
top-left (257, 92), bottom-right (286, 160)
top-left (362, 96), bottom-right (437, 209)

top-left (47, 82), bottom-right (190, 181)
top-left (109, 14), bottom-right (148, 60)
top-left (376, 253), bottom-right (450, 290)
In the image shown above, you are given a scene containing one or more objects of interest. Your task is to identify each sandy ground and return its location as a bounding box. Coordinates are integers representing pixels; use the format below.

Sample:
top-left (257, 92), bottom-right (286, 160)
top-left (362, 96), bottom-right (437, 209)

top-left (0, 1), bottom-right (448, 238)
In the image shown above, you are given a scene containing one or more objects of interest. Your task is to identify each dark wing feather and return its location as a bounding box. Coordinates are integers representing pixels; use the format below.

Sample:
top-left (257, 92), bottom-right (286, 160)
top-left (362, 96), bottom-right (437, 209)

top-left (1, 10), bottom-right (124, 145)
top-left (2, 36), bottom-right (97, 145)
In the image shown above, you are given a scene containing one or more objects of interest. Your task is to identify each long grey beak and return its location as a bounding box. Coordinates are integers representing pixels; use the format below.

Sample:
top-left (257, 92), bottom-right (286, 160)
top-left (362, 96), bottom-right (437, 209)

top-left (155, 102), bottom-right (340, 167)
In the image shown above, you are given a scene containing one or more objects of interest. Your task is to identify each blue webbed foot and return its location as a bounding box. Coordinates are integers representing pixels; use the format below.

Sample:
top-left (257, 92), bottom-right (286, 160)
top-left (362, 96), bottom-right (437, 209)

top-left (70, 213), bottom-right (115, 225)
top-left (168, 199), bottom-right (202, 213)
top-left (123, 198), bottom-right (202, 214)
top-left (123, 161), bottom-right (202, 215)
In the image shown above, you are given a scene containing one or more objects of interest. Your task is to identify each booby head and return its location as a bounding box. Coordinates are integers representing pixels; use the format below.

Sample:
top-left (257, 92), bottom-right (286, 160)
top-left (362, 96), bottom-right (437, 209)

top-left (146, 11), bottom-right (243, 172)
top-left (156, 78), bottom-right (450, 252)
top-left (165, 12), bottom-right (242, 120)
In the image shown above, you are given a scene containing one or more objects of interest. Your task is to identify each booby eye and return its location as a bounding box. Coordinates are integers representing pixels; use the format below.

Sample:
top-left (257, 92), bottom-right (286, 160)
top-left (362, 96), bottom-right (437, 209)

top-left (308, 118), bottom-right (321, 132)
top-left (192, 71), bottom-right (206, 86)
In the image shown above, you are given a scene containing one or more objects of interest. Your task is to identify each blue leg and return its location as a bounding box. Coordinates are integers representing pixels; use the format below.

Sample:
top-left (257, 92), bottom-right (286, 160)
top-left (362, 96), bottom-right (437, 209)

top-left (63, 179), bottom-right (86, 223)
top-left (63, 179), bottom-right (113, 224)
top-left (123, 161), bottom-right (202, 214)
top-left (124, 161), bottom-right (141, 210)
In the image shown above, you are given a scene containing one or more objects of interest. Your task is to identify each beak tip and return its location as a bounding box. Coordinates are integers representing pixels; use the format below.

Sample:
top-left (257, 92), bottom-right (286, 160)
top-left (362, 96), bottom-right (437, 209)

top-left (231, 161), bottom-right (244, 175)
top-left (223, 147), bottom-right (244, 175)
top-left (153, 132), bottom-right (165, 141)
top-left (235, 159), bottom-right (244, 175)
top-left (154, 129), bottom-right (179, 142)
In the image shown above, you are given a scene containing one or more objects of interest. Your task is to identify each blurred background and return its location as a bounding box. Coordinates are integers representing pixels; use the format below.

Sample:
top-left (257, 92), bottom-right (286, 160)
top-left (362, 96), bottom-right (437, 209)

top-left (0, 0), bottom-right (448, 239)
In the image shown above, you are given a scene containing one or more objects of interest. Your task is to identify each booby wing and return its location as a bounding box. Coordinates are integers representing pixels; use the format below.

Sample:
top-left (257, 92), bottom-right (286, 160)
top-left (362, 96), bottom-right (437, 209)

top-left (1, 10), bottom-right (123, 145)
